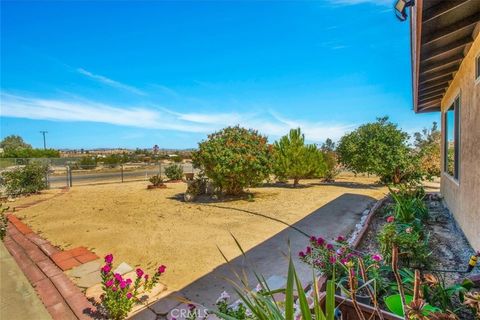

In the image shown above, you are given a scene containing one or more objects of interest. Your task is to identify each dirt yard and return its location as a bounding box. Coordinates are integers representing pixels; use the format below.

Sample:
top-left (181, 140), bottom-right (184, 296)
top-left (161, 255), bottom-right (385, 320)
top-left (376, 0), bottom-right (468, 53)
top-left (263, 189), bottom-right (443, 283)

top-left (6, 174), bottom-right (387, 292)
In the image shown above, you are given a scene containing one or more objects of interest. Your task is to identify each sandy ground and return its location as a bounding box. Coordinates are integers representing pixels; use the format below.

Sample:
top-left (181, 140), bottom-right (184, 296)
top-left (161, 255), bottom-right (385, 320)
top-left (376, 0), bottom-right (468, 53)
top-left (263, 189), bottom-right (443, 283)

top-left (7, 174), bottom-right (387, 292)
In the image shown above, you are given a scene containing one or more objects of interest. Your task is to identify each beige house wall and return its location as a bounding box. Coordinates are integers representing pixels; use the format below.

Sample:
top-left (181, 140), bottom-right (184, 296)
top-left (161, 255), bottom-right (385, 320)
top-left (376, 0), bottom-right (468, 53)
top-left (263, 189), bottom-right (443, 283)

top-left (440, 31), bottom-right (480, 251)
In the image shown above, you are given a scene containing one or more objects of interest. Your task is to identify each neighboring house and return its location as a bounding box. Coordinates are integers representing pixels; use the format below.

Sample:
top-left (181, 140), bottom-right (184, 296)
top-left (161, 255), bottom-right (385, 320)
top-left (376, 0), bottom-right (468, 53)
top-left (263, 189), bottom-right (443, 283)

top-left (409, 0), bottom-right (480, 249)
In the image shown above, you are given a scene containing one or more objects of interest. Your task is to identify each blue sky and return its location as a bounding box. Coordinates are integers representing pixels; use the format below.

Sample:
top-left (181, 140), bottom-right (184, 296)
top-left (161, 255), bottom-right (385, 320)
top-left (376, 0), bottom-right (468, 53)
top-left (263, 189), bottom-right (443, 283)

top-left (0, 0), bottom-right (438, 149)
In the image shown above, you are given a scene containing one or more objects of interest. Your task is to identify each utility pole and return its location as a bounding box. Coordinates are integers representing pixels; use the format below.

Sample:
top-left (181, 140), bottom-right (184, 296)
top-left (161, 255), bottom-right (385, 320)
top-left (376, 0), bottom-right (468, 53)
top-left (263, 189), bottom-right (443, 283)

top-left (40, 131), bottom-right (48, 150)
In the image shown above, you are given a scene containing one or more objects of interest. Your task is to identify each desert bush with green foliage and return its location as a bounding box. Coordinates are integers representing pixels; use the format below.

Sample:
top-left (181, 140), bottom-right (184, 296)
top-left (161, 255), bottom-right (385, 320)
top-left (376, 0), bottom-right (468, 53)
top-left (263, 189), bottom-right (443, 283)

top-left (0, 204), bottom-right (8, 241)
top-left (77, 156), bottom-right (97, 169)
top-left (1, 162), bottom-right (48, 196)
top-left (192, 126), bottom-right (271, 195)
top-left (336, 117), bottom-right (424, 184)
top-left (164, 164), bottom-right (183, 180)
top-left (272, 128), bottom-right (326, 187)
top-left (148, 174), bottom-right (164, 187)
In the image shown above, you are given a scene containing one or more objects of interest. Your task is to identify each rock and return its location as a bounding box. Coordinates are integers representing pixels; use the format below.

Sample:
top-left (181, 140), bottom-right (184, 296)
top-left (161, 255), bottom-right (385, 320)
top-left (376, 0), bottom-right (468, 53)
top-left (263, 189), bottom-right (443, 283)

top-left (114, 262), bottom-right (133, 275)
top-left (184, 193), bottom-right (196, 202)
top-left (67, 260), bottom-right (101, 278)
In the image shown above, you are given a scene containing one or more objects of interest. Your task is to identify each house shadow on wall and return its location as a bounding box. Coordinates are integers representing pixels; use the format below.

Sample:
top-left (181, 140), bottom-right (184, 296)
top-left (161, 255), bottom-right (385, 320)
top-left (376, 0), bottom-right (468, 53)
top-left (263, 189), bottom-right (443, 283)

top-left (137, 192), bottom-right (378, 319)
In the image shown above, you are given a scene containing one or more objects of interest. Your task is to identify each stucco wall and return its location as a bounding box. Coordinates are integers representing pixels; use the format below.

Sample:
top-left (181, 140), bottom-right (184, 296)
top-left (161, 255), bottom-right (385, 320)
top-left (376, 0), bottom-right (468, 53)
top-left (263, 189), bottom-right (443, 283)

top-left (440, 30), bottom-right (480, 251)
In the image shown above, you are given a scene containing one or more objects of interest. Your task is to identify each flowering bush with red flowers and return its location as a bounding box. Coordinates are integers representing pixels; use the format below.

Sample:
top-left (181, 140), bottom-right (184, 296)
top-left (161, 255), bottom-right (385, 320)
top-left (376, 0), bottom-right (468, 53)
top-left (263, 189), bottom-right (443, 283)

top-left (299, 235), bottom-right (383, 281)
top-left (100, 254), bottom-right (166, 320)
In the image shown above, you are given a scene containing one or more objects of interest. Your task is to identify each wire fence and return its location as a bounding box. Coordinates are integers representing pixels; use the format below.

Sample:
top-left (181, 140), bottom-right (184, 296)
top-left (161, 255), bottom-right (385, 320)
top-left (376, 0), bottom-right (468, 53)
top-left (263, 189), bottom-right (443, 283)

top-left (0, 158), bottom-right (197, 189)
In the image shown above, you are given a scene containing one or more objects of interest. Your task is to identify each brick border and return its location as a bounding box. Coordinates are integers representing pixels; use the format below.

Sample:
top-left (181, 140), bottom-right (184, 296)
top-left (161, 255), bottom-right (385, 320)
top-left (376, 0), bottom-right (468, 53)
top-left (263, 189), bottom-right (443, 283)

top-left (3, 217), bottom-right (98, 320)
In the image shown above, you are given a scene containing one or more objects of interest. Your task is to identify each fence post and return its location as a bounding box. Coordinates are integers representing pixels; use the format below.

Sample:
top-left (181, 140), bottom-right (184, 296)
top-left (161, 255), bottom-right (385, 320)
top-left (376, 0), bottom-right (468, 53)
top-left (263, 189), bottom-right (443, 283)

top-left (121, 165), bottom-right (124, 183)
top-left (66, 166), bottom-right (70, 188)
top-left (69, 166), bottom-right (73, 187)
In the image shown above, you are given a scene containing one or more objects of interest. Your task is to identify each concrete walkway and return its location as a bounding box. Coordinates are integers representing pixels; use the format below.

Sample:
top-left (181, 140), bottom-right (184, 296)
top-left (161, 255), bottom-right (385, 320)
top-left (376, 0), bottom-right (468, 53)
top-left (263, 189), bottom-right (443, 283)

top-left (0, 241), bottom-right (51, 320)
top-left (135, 192), bottom-right (378, 319)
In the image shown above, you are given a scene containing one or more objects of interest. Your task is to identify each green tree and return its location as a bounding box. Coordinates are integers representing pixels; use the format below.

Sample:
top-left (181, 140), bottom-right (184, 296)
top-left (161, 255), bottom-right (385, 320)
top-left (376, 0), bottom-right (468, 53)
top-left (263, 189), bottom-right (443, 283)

top-left (414, 122), bottom-right (441, 177)
top-left (0, 135), bottom-right (60, 158)
top-left (273, 128), bottom-right (326, 187)
top-left (321, 138), bottom-right (338, 182)
top-left (0, 135), bottom-right (32, 150)
top-left (336, 117), bottom-right (421, 184)
top-left (192, 126), bottom-right (271, 195)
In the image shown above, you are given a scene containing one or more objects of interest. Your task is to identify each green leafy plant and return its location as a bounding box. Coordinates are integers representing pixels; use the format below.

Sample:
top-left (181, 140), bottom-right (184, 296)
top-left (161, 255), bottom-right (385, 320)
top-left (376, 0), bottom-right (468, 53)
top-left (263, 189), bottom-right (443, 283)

top-left (77, 156), bottom-right (97, 170)
top-left (377, 222), bottom-right (430, 267)
top-left (100, 254), bottom-right (166, 320)
top-left (0, 203), bottom-right (8, 241)
top-left (1, 162), bottom-right (48, 196)
top-left (164, 164), bottom-right (183, 180)
top-left (148, 174), bottom-right (165, 187)
top-left (388, 185), bottom-right (428, 223)
top-left (192, 126), bottom-right (271, 195)
top-left (272, 128), bottom-right (326, 187)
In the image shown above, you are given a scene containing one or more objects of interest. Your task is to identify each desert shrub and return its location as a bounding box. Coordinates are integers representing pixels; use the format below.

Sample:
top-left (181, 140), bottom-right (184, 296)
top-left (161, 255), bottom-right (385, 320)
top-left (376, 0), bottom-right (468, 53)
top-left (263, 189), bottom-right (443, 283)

top-left (192, 126), bottom-right (271, 195)
top-left (164, 164), bottom-right (183, 180)
top-left (272, 128), bottom-right (326, 187)
top-left (186, 177), bottom-right (205, 196)
top-left (0, 204), bottom-right (8, 240)
top-left (337, 117), bottom-right (423, 184)
top-left (102, 155), bottom-right (123, 168)
top-left (1, 162), bottom-right (48, 196)
top-left (149, 174), bottom-right (164, 187)
top-left (78, 156), bottom-right (97, 170)
top-left (377, 221), bottom-right (430, 266)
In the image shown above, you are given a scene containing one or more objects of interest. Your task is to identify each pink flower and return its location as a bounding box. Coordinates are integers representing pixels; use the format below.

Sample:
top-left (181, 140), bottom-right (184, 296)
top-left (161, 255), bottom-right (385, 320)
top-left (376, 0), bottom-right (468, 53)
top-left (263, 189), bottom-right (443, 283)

top-left (336, 235), bottom-right (345, 242)
top-left (126, 278), bottom-right (132, 285)
top-left (112, 286), bottom-right (117, 292)
top-left (136, 268), bottom-right (144, 278)
top-left (372, 254), bottom-right (383, 262)
top-left (329, 256), bottom-right (336, 263)
top-left (144, 274), bottom-right (149, 281)
top-left (299, 251), bottom-right (306, 258)
top-left (188, 304), bottom-right (196, 311)
top-left (104, 254), bottom-right (113, 264)
top-left (341, 258), bottom-right (349, 264)
top-left (316, 237), bottom-right (325, 246)
top-left (105, 279), bottom-right (114, 287)
top-left (101, 264), bottom-right (112, 274)
top-left (157, 265), bottom-right (166, 274)
top-left (386, 216), bottom-right (395, 223)
top-left (114, 273), bottom-right (123, 282)
top-left (309, 236), bottom-right (317, 243)
top-left (306, 246), bottom-right (312, 254)
top-left (120, 281), bottom-right (127, 289)
top-left (127, 293), bottom-right (132, 299)
top-left (326, 243), bottom-right (334, 250)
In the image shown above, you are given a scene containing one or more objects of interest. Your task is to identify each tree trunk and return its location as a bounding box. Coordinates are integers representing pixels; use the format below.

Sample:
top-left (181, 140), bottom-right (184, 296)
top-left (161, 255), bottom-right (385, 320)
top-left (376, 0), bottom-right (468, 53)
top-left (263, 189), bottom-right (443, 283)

top-left (293, 178), bottom-right (300, 188)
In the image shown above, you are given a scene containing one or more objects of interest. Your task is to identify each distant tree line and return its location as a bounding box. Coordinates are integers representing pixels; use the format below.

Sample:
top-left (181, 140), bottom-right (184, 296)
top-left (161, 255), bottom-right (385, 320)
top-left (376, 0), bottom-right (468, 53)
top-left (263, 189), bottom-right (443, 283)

top-left (0, 135), bottom-right (60, 158)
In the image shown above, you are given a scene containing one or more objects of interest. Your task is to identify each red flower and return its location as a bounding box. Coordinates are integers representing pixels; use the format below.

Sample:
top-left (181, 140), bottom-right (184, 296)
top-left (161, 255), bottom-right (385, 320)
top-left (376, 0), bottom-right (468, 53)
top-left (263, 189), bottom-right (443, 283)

top-left (157, 265), bottom-right (166, 274)
top-left (136, 268), bottom-right (144, 278)
top-left (104, 254), bottom-right (113, 264)
top-left (386, 216), bottom-right (395, 223)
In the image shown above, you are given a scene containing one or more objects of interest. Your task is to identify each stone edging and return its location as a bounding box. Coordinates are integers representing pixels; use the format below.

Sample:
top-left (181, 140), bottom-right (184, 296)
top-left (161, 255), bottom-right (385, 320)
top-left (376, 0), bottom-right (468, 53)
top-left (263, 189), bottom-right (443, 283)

top-left (3, 216), bottom-right (98, 319)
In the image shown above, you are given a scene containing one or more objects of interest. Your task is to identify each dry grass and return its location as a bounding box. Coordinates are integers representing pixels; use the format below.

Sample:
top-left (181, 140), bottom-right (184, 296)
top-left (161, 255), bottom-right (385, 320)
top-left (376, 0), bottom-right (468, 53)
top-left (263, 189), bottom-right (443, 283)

top-left (7, 173), bottom-right (386, 291)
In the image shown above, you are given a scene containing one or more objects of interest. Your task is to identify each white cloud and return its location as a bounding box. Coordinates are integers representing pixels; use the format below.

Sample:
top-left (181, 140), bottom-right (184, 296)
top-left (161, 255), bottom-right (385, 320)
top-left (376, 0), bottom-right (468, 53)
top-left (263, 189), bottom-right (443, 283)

top-left (77, 68), bottom-right (147, 96)
top-left (0, 92), bottom-right (355, 143)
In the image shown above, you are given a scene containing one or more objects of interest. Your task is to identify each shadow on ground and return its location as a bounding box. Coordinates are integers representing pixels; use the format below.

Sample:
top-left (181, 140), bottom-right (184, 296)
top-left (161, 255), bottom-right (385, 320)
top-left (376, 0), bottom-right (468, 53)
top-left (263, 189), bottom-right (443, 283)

top-left (136, 192), bottom-right (378, 319)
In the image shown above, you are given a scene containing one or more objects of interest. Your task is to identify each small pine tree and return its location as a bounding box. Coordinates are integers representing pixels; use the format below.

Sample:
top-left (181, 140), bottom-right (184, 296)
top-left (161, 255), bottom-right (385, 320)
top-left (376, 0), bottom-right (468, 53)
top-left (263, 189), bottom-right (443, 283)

top-left (273, 128), bottom-right (326, 187)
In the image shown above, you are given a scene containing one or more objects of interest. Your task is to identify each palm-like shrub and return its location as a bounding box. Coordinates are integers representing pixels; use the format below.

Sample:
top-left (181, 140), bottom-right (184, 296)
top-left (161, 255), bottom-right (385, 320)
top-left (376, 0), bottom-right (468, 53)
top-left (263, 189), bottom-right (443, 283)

top-left (164, 164), bottom-right (183, 180)
top-left (192, 126), bottom-right (271, 195)
top-left (148, 174), bottom-right (164, 187)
